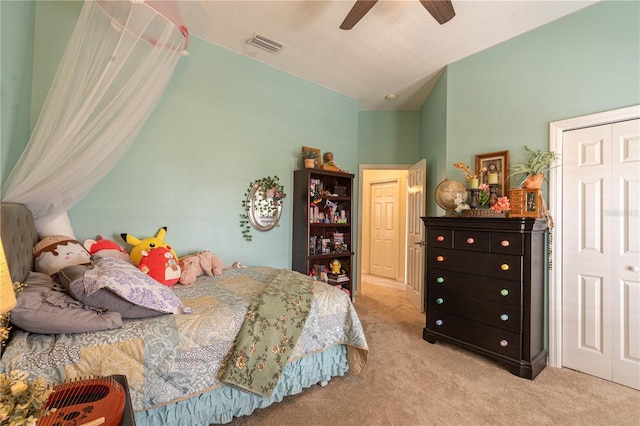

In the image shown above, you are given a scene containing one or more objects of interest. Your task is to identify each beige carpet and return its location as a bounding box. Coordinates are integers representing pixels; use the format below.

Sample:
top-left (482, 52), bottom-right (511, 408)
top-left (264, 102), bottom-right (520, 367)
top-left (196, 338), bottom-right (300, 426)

top-left (230, 277), bottom-right (640, 425)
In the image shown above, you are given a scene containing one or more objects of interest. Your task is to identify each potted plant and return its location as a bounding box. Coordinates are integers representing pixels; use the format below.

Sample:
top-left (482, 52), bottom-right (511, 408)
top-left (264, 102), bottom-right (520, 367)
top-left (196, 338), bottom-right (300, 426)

top-left (508, 145), bottom-right (559, 189)
top-left (303, 150), bottom-right (318, 168)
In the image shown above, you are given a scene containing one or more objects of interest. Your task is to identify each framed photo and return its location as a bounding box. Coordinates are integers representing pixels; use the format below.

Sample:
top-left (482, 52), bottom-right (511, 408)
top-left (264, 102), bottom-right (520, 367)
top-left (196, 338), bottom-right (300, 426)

top-left (302, 146), bottom-right (322, 167)
top-left (475, 150), bottom-right (510, 197)
top-left (509, 188), bottom-right (541, 218)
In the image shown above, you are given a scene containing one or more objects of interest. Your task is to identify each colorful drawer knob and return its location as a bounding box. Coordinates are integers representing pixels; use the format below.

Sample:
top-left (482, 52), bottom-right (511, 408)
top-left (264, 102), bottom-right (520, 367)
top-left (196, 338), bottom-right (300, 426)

top-left (466, 237), bottom-right (475, 244)
top-left (436, 298), bottom-right (444, 305)
top-left (500, 314), bottom-right (509, 321)
top-left (500, 289), bottom-right (509, 296)
top-left (436, 255), bottom-right (444, 262)
top-left (501, 240), bottom-right (510, 247)
top-left (500, 340), bottom-right (509, 347)
top-left (437, 235), bottom-right (445, 242)
top-left (500, 263), bottom-right (509, 271)
top-left (436, 277), bottom-right (445, 284)
top-left (435, 320), bottom-right (443, 326)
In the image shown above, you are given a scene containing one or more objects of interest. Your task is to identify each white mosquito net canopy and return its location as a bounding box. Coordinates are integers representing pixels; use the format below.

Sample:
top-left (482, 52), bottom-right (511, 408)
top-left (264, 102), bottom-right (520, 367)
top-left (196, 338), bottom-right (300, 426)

top-left (2, 0), bottom-right (190, 237)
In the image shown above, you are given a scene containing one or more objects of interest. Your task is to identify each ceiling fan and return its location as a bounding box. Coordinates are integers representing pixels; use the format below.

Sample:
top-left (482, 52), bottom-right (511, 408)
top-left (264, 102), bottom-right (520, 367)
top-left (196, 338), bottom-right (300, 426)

top-left (340, 0), bottom-right (455, 30)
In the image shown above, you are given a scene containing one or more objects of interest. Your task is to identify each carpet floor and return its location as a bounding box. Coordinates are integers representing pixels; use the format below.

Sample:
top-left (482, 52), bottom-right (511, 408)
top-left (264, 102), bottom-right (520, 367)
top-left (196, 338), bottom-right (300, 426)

top-left (230, 276), bottom-right (640, 425)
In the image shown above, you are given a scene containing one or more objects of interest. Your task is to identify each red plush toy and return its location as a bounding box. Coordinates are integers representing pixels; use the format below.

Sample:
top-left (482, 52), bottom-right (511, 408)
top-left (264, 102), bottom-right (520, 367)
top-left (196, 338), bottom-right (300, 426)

top-left (83, 235), bottom-right (132, 263)
top-left (138, 247), bottom-right (181, 286)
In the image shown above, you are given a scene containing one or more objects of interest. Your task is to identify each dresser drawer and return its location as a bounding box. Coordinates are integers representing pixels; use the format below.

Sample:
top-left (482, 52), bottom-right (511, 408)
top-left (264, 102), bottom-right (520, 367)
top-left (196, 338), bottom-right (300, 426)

top-left (430, 248), bottom-right (522, 281)
top-left (453, 230), bottom-right (490, 252)
top-left (428, 229), bottom-right (453, 248)
top-left (428, 288), bottom-right (522, 333)
top-left (491, 232), bottom-right (523, 255)
top-left (428, 310), bottom-right (522, 359)
top-left (429, 268), bottom-right (522, 307)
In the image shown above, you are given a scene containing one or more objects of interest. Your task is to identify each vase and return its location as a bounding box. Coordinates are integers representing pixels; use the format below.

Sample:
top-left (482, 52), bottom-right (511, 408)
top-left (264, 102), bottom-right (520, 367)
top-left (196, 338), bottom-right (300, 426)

top-left (304, 159), bottom-right (316, 168)
top-left (523, 173), bottom-right (544, 189)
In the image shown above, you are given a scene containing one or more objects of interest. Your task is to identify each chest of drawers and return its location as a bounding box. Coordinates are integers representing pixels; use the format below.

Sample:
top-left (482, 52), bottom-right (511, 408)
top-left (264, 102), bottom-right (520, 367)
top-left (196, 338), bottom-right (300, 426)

top-left (421, 217), bottom-right (548, 379)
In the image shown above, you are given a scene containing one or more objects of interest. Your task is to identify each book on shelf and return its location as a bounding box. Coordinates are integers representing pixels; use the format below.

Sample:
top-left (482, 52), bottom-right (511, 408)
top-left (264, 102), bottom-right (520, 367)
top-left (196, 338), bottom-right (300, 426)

top-left (327, 273), bottom-right (349, 282)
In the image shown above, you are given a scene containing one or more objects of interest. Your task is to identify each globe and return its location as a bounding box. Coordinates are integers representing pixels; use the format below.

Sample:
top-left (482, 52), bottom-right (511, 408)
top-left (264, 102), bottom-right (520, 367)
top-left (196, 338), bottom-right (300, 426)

top-left (434, 179), bottom-right (467, 213)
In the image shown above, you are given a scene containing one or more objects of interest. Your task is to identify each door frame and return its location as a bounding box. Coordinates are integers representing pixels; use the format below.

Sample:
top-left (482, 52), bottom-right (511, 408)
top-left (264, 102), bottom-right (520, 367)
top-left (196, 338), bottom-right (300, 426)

top-left (548, 104), bottom-right (640, 368)
top-left (357, 164), bottom-right (412, 296)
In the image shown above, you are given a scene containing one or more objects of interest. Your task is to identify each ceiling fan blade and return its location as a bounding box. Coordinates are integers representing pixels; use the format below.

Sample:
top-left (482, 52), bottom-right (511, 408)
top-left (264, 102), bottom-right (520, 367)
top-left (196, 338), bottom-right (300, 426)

top-left (340, 0), bottom-right (378, 30)
top-left (419, 0), bottom-right (455, 25)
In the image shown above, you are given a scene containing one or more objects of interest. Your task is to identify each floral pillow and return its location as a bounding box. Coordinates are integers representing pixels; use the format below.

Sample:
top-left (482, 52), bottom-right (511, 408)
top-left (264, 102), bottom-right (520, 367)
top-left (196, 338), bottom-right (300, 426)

top-left (83, 257), bottom-right (191, 314)
top-left (58, 265), bottom-right (166, 319)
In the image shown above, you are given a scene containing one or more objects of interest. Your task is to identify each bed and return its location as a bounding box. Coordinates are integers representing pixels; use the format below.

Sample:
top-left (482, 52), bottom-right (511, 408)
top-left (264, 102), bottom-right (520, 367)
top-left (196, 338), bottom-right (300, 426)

top-left (0, 203), bottom-right (368, 425)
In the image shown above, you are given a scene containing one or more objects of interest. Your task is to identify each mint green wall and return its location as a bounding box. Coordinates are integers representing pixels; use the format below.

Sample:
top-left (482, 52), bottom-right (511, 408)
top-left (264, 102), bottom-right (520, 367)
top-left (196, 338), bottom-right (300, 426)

top-left (5, 2), bottom-right (359, 268)
top-left (357, 110), bottom-right (420, 164)
top-left (443, 0), bottom-right (640, 184)
top-left (0, 1), bottom-right (36, 185)
top-left (69, 37), bottom-right (358, 268)
top-left (420, 69), bottom-right (448, 216)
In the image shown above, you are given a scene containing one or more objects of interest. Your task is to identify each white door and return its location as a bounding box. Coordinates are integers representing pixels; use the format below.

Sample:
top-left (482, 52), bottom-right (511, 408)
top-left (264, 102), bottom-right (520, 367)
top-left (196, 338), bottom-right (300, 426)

top-left (369, 180), bottom-right (399, 279)
top-left (406, 159), bottom-right (426, 312)
top-left (562, 119), bottom-right (640, 390)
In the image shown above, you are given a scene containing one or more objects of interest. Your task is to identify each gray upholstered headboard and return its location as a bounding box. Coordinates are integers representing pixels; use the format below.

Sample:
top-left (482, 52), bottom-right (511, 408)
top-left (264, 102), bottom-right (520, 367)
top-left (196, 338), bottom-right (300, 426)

top-left (1, 203), bottom-right (38, 283)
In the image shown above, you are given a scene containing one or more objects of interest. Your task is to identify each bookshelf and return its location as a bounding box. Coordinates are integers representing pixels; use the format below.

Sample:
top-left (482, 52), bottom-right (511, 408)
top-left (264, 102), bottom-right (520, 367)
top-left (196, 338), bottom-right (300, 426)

top-left (292, 168), bottom-right (354, 298)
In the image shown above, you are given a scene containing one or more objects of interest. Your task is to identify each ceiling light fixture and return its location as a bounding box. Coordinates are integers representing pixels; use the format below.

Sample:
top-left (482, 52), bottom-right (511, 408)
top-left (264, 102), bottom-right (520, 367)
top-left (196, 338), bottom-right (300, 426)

top-left (384, 94), bottom-right (397, 101)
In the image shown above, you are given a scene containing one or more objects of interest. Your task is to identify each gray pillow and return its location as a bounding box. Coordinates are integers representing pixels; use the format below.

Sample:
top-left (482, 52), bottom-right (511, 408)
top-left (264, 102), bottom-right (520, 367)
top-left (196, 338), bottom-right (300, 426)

top-left (58, 265), bottom-right (165, 319)
top-left (10, 271), bottom-right (122, 334)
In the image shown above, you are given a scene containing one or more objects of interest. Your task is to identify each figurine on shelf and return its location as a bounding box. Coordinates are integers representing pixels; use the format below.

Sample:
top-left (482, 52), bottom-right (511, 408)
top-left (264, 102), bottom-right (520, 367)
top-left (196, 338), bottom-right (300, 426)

top-left (323, 152), bottom-right (345, 172)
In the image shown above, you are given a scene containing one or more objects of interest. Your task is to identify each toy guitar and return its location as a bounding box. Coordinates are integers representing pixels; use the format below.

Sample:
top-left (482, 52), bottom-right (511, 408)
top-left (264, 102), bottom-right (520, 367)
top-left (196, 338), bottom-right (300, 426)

top-left (37, 376), bottom-right (125, 426)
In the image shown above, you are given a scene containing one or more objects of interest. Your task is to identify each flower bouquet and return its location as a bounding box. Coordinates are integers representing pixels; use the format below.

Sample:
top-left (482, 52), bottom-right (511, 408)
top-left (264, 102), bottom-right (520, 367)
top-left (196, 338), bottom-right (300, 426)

top-left (0, 370), bottom-right (54, 426)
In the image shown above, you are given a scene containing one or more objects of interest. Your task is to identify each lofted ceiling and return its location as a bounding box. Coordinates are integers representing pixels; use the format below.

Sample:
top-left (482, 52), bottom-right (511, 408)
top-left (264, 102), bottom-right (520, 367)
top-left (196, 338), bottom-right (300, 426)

top-left (179, 0), bottom-right (598, 110)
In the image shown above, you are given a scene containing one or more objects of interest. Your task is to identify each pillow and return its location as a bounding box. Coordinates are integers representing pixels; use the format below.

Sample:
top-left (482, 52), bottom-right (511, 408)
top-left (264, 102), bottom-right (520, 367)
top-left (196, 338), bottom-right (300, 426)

top-left (10, 271), bottom-right (123, 334)
top-left (83, 257), bottom-right (190, 314)
top-left (33, 235), bottom-right (91, 275)
top-left (58, 265), bottom-right (165, 319)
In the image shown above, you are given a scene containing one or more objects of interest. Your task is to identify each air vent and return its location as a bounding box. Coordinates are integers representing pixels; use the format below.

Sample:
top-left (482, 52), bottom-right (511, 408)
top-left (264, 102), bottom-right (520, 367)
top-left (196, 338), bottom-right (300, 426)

top-left (247, 33), bottom-right (285, 54)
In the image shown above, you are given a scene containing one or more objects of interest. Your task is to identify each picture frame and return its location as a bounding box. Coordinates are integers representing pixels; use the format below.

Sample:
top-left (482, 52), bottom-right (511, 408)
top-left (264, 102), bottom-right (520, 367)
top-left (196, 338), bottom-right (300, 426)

top-left (509, 188), bottom-right (541, 218)
top-left (475, 150), bottom-right (510, 197)
top-left (302, 146), bottom-right (322, 167)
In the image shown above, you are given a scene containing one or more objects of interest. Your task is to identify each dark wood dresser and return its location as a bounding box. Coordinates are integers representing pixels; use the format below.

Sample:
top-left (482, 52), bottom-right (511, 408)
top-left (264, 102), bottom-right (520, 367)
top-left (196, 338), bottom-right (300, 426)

top-left (421, 217), bottom-right (548, 379)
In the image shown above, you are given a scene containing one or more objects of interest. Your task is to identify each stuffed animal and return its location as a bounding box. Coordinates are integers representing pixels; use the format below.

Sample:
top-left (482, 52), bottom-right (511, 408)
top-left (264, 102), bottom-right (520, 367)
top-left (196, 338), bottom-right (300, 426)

top-left (178, 255), bottom-right (205, 285)
top-left (34, 235), bottom-right (91, 276)
top-left (138, 247), bottom-right (181, 286)
top-left (120, 227), bottom-right (178, 266)
top-left (195, 250), bottom-right (226, 276)
top-left (178, 251), bottom-right (231, 285)
top-left (83, 235), bottom-right (132, 263)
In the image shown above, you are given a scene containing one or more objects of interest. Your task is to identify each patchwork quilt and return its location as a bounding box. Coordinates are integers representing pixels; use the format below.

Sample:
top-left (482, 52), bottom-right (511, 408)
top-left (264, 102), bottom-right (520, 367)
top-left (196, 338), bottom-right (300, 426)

top-left (0, 267), bottom-right (368, 413)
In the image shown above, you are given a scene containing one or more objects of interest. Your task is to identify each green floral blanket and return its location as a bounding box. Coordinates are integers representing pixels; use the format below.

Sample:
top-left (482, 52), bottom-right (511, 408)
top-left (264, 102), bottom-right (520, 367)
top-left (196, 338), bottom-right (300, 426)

top-left (218, 270), bottom-right (314, 397)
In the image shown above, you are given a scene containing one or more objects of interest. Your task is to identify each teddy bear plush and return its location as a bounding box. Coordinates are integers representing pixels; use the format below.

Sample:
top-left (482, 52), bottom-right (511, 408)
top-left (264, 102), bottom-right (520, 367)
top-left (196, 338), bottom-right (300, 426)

top-left (34, 235), bottom-right (91, 276)
top-left (178, 255), bottom-right (205, 285)
top-left (196, 250), bottom-right (226, 276)
top-left (178, 251), bottom-right (228, 285)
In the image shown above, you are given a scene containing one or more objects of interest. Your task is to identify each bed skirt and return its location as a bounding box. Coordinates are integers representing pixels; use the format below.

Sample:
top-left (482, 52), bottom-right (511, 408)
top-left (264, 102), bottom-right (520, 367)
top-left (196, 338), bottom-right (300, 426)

top-left (135, 344), bottom-right (349, 425)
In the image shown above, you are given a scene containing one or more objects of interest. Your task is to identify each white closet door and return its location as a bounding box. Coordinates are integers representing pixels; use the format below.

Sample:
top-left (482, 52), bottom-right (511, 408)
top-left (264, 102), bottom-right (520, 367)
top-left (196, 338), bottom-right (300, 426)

top-left (611, 119), bottom-right (640, 389)
top-left (562, 119), bottom-right (640, 390)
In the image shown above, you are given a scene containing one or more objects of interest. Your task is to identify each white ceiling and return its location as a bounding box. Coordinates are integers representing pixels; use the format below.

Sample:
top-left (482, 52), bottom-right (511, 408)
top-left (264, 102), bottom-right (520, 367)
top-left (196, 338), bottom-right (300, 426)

top-left (179, 0), bottom-right (598, 110)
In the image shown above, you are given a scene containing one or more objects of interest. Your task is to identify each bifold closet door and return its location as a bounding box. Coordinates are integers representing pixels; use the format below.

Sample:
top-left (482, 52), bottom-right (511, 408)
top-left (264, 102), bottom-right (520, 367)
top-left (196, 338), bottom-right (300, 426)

top-left (562, 119), bottom-right (639, 390)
